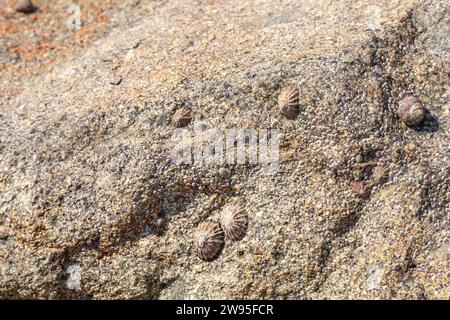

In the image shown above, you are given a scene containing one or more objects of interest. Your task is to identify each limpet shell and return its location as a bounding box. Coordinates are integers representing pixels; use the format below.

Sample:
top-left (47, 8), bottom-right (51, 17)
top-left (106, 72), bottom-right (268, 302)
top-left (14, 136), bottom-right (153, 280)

top-left (15, 0), bottom-right (37, 13)
top-left (351, 181), bottom-right (370, 198)
top-left (278, 85), bottom-right (299, 120)
top-left (397, 96), bottom-right (425, 127)
top-left (220, 202), bottom-right (248, 241)
top-left (193, 222), bottom-right (224, 261)
top-left (171, 107), bottom-right (192, 127)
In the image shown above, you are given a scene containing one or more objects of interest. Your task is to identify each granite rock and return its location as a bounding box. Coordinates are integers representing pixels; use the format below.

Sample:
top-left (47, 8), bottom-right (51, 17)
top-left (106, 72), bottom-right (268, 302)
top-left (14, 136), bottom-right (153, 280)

top-left (0, 0), bottom-right (448, 299)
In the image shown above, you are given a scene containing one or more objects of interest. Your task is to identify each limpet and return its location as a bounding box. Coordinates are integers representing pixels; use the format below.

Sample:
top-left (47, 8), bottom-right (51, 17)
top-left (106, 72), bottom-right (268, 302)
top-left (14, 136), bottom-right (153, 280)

top-left (278, 85), bottom-right (299, 120)
top-left (397, 96), bottom-right (425, 127)
top-left (171, 107), bottom-right (192, 128)
top-left (15, 0), bottom-right (37, 14)
top-left (220, 202), bottom-right (248, 241)
top-left (193, 222), bottom-right (224, 261)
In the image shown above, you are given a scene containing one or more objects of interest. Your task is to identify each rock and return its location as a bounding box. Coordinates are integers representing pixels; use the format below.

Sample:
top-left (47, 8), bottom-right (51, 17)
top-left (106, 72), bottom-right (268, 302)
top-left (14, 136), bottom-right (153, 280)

top-left (0, 0), bottom-right (448, 299)
top-left (0, 226), bottom-right (9, 240)
top-left (0, 41), bottom-right (20, 65)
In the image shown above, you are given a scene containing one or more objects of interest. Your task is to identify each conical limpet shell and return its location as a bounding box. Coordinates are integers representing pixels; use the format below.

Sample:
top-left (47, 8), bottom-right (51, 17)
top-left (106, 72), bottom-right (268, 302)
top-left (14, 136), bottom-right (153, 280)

top-left (220, 202), bottom-right (248, 241)
top-left (397, 96), bottom-right (425, 127)
top-left (15, 0), bottom-right (37, 13)
top-left (193, 222), bottom-right (224, 261)
top-left (278, 85), bottom-right (299, 120)
top-left (171, 107), bottom-right (192, 127)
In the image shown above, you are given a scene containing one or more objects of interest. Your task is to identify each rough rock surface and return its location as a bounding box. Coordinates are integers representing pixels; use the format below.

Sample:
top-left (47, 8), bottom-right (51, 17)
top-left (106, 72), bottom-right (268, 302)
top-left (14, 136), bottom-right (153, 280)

top-left (0, 0), bottom-right (449, 299)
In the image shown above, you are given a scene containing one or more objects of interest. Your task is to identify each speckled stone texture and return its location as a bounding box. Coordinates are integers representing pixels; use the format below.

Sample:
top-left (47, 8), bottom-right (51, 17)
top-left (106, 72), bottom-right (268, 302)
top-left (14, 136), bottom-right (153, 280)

top-left (0, 0), bottom-right (448, 299)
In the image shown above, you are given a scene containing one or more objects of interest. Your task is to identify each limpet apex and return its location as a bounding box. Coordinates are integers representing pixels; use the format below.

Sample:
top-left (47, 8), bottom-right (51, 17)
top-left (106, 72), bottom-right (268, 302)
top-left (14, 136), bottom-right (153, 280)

top-left (193, 221), bottom-right (224, 261)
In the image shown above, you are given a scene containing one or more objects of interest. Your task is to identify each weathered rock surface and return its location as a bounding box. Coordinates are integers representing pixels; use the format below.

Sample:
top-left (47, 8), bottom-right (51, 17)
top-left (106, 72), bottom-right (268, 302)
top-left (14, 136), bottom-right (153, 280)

top-left (0, 0), bottom-right (449, 299)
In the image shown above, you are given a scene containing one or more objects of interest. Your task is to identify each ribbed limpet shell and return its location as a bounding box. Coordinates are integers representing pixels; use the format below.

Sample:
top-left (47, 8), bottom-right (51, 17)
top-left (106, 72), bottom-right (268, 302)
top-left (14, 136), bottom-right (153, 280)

top-left (193, 222), bottom-right (224, 261)
top-left (171, 107), bottom-right (192, 127)
top-left (278, 85), bottom-right (299, 120)
top-left (220, 202), bottom-right (248, 241)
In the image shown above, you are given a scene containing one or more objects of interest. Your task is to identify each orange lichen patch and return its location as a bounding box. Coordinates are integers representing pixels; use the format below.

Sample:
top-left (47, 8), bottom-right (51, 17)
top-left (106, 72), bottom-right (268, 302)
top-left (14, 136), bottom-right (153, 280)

top-left (0, 0), bottom-right (119, 102)
top-left (0, 19), bottom-right (19, 35)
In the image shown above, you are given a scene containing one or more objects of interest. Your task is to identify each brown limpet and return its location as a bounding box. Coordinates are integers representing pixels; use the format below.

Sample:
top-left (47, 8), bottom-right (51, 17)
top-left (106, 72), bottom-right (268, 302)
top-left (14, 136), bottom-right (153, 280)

top-left (193, 222), bottom-right (224, 261)
top-left (220, 201), bottom-right (248, 241)
top-left (15, 0), bottom-right (37, 14)
top-left (397, 96), bottom-right (425, 127)
top-left (278, 85), bottom-right (299, 120)
top-left (171, 107), bottom-right (192, 127)
top-left (351, 181), bottom-right (370, 198)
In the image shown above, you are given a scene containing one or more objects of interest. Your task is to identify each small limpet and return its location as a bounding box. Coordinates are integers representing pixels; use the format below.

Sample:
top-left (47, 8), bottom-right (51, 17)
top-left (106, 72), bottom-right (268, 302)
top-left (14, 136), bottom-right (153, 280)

top-left (278, 85), bottom-right (299, 120)
top-left (397, 96), bottom-right (425, 127)
top-left (193, 222), bottom-right (224, 261)
top-left (15, 0), bottom-right (37, 14)
top-left (171, 107), bottom-right (192, 128)
top-left (351, 181), bottom-right (370, 198)
top-left (220, 202), bottom-right (248, 241)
